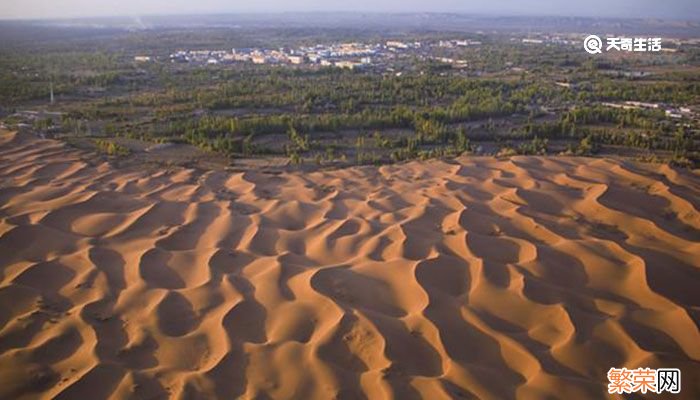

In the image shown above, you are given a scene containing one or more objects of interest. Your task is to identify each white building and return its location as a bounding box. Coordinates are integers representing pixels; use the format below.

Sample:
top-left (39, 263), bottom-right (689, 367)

top-left (335, 61), bottom-right (362, 70)
top-left (287, 55), bottom-right (304, 65)
top-left (386, 41), bottom-right (409, 49)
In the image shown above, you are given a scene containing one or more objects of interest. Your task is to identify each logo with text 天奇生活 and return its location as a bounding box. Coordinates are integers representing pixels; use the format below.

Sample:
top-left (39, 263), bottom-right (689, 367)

top-left (607, 367), bottom-right (681, 395)
top-left (584, 35), bottom-right (662, 54)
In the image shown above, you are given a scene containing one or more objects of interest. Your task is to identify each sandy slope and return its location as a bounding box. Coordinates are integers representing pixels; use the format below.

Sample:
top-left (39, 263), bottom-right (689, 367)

top-left (0, 130), bottom-right (699, 400)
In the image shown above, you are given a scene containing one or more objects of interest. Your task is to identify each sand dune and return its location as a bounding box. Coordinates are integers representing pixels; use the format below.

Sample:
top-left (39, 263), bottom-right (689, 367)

top-left (0, 130), bottom-right (699, 399)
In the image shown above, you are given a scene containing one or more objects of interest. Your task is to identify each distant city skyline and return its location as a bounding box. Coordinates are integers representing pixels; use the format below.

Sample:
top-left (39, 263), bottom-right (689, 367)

top-left (2, 0), bottom-right (699, 20)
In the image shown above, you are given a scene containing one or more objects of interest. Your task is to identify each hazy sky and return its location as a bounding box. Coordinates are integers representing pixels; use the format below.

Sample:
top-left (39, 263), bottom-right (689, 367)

top-left (1, 0), bottom-right (699, 20)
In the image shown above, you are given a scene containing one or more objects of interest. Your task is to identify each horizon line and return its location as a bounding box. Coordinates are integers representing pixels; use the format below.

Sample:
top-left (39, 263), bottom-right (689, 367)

top-left (1, 10), bottom-right (699, 23)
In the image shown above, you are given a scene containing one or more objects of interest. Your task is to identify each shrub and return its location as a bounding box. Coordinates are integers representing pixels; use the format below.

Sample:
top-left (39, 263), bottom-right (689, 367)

top-left (94, 139), bottom-right (130, 156)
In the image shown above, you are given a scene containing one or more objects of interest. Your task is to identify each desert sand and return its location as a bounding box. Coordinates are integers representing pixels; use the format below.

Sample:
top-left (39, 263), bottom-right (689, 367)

top-left (0, 130), bottom-right (698, 399)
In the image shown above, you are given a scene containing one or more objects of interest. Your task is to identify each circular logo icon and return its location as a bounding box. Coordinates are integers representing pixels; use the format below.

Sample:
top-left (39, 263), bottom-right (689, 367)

top-left (584, 35), bottom-right (603, 54)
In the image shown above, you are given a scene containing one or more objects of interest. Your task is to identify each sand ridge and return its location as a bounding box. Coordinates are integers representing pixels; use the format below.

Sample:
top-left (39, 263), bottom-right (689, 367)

top-left (0, 131), bottom-right (699, 399)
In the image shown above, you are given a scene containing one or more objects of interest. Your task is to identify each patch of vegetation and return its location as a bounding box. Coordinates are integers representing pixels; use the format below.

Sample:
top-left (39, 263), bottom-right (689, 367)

top-left (94, 139), bottom-right (130, 156)
top-left (1, 23), bottom-right (698, 170)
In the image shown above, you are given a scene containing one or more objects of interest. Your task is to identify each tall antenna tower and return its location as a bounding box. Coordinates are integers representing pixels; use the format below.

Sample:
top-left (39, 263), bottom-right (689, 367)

top-left (50, 81), bottom-right (55, 105)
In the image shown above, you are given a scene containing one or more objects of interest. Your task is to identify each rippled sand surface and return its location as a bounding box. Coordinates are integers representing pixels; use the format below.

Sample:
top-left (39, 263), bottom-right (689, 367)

top-left (1, 131), bottom-right (699, 399)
